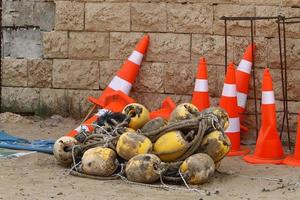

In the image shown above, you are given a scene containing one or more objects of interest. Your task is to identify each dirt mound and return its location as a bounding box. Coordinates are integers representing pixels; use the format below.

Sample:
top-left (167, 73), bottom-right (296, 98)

top-left (0, 112), bottom-right (33, 124)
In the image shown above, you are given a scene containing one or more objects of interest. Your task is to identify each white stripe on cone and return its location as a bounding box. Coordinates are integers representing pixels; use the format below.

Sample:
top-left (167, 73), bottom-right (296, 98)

top-left (225, 117), bottom-right (240, 133)
top-left (262, 91), bottom-right (275, 104)
top-left (237, 59), bottom-right (252, 74)
top-left (237, 92), bottom-right (247, 109)
top-left (75, 125), bottom-right (90, 133)
top-left (95, 109), bottom-right (109, 117)
top-left (108, 76), bottom-right (132, 95)
top-left (222, 84), bottom-right (237, 97)
top-left (128, 50), bottom-right (144, 65)
top-left (194, 79), bottom-right (208, 92)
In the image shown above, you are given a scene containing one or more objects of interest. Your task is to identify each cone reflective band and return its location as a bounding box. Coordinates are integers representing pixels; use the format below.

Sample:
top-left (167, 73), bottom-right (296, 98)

top-left (283, 110), bottom-right (300, 166)
top-left (66, 35), bottom-right (149, 137)
top-left (192, 57), bottom-right (210, 111)
top-left (67, 109), bottom-right (109, 137)
top-left (244, 68), bottom-right (284, 164)
top-left (219, 63), bottom-right (250, 156)
top-left (236, 44), bottom-right (256, 133)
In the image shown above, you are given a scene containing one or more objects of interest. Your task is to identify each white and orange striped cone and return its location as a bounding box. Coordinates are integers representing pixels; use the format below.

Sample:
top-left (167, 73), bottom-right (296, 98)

top-left (220, 63), bottom-right (250, 156)
top-left (192, 57), bottom-right (210, 111)
top-left (67, 35), bottom-right (149, 137)
top-left (89, 35), bottom-right (150, 107)
top-left (244, 68), bottom-right (284, 164)
top-left (236, 44), bottom-right (256, 133)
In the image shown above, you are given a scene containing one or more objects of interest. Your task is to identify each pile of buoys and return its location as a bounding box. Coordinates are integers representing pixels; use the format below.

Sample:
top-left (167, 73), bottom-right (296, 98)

top-left (53, 103), bottom-right (231, 185)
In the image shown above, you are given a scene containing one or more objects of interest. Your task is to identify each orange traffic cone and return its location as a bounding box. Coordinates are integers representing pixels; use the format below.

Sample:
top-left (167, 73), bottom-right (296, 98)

top-left (282, 110), bottom-right (300, 166)
top-left (90, 35), bottom-right (149, 107)
top-left (236, 44), bottom-right (256, 134)
top-left (67, 91), bottom-right (135, 137)
top-left (220, 62), bottom-right (250, 156)
top-left (244, 68), bottom-right (284, 164)
top-left (192, 57), bottom-right (210, 111)
top-left (66, 35), bottom-right (149, 137)
top-left (149, 97), bottom-right (176, 120)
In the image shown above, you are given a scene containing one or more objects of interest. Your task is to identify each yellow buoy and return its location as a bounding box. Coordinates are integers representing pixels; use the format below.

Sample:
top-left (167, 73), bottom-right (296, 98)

top-left (122, 103), bottom-right (150, 130)
top-left (154, 130), bottom-right (189, 162)
top-left (169, 103), bottom-right (199, 122)
top-left (125, 154), bottom-right (161, 184)
top-left (53, 136), bottom-right (78, 165)
top-left (116, 131), bottom-right (152, 160)
top-left (180, 153), bottom-right (215, 185)
top-left (203, 107), bottom-right (229, 130)
top-left (199, 130), bottom-right (231, 163)
top-left (81, 147), bottom-right (118, 176)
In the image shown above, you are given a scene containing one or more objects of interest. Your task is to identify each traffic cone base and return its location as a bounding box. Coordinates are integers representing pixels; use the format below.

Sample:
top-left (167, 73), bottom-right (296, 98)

top-left (227, 146), bottom-right (250, 156)
top-left (243, 68), bottom-right (285, 165)
top-left (244, 154), bottom-right (283, 164)
top-left (226, 132), bottom-right (250, 156)
top-left (282, 155), bottom-right (300, 166)
top-left (282, 110), bottom-right (300, 167)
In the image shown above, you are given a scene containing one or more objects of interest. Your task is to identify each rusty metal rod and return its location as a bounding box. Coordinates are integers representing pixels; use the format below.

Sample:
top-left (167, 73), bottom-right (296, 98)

top-left (277, 17), bottom-right (286, 140)
top-left (220, 16), bottom-right (282, 21)
top-left (250, 20), bottom-right (259, 139)
top-left (282, 18), bottom-right (291, 150)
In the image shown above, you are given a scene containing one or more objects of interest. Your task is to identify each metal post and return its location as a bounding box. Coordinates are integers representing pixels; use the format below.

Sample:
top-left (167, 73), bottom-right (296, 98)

top-left (282, 17), bottom-right (291, 150)
top-left (277, 16), bottom-right (286, 140)
top-left (250, 19), bottom-right (259, 139)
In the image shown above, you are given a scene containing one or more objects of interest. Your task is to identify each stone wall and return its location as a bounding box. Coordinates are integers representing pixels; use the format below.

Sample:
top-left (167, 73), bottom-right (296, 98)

top-left (1, 0), bottom-right (300, 141)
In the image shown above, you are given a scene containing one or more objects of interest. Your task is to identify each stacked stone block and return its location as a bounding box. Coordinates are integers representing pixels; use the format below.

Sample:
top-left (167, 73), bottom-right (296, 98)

top-left (1, 0), bottom-right (300, 142)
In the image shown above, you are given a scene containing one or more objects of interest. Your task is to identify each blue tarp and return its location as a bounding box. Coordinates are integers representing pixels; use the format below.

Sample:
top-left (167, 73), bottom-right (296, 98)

top-left (0, 130), bottom-right (55, 154)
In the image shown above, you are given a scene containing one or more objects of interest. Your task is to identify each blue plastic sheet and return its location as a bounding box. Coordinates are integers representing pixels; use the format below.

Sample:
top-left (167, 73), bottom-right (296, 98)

top-left (0, 130), bottom-right (55, 154)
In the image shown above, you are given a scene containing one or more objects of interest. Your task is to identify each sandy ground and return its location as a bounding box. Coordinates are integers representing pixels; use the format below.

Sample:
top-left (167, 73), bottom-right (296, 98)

top-left (0, 113), bottom-right (300, 200)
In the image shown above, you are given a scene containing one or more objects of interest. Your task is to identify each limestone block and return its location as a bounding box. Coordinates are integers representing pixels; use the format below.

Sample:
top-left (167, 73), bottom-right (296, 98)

top-left (192, 34), bottom-right (234, 66)
top-left (283, 0), bottom-right (300, 6)
top-left (131, 3), bottom-right (167, 32)
top-left (213, 4), bottom-right (255, 36)
top-left (146, 33), bottom-right (190, 62)
top-left (28, 59), bottom-right (52, 88)
top-left (55, 1), bottom-right (84, 30)
top-left (33, 2), bottom-right (55, 31)
top-left (99, 60), bottom-right (123, 90)
top-left (133, 62), bottom-right (165, 93)
top-left (39, 88), bottom-right (68, 116)
top-left (85, 3), bottom-right (130, 31)
top-left (2, 30), bottom-right (12, 57)
top-left (53, 59), bottom-right (99, 89)
top-left (69, 32), bottom-right (109, 59)
top-left (167, 3), bottom-right (213, 34)
top-left (164, 63), bottom-right (195, 95)
top-left (1, 87), bottom-right (40, 113)
top-left (8, 29), bottom-right (42, 58)
top-left (130, 92), bottom-right (171, 111)
top-left (2, 58), bottom-right (27, 87)
top-left (66, 89), bottom-right (101, 118)
top-left (268, 38), bottom-right (300, 70)
top-left (109, 32), bottom-right (144, 59)
top-left (2, 0), bottom-right (34, 27)
top-left (43, 31), bottom-right (68, 58)
top-left (238, 0), bottom-right (282, 6)
top-left (256, 6), bottom-right (300, 38)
